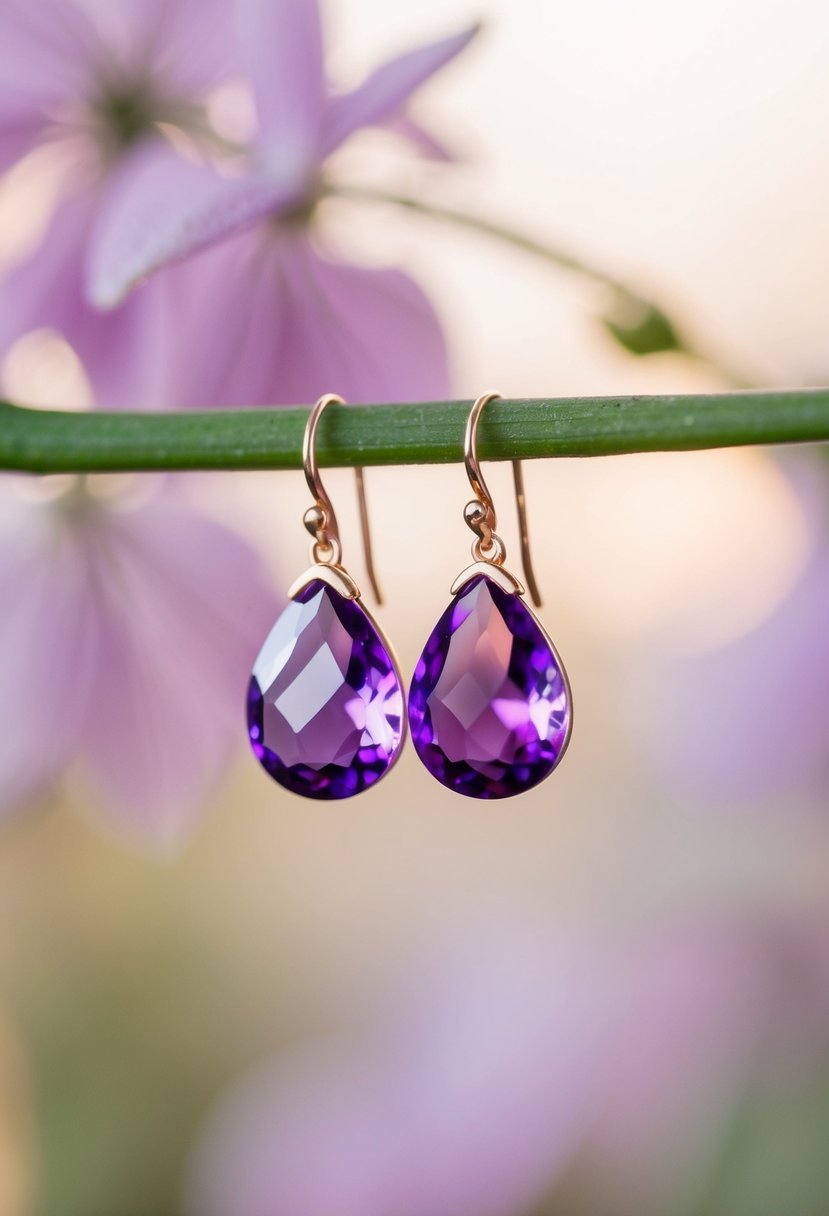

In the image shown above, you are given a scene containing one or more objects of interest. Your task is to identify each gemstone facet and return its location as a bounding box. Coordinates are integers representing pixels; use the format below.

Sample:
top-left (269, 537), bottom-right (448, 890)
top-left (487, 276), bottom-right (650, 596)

top-left (408, 573), bottom-right (571, 798)
top-left (247, 579), bottom-right (404, 799)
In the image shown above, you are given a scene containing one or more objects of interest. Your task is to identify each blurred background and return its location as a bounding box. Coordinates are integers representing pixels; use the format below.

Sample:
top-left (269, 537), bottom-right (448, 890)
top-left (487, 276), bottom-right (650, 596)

top-left (2, 1), bottom-right (829, 1214)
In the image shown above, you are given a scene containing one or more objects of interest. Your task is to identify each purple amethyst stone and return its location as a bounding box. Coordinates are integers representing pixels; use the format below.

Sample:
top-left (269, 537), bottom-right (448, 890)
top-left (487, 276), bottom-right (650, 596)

top-left (408, 574), bottom-right (571, 798)
top-left (247, 579), bottom-right (404, 800)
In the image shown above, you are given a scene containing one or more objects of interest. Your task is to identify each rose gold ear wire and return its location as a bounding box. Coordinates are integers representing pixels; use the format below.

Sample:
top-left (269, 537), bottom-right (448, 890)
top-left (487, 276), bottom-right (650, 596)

top-left (302, 393), bottom-right (384, 603)
top-left (463, 391), bottom-right (543, 607)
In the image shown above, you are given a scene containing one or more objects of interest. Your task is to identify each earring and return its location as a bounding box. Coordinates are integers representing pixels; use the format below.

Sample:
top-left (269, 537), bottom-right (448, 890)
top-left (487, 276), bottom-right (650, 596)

top-left (247, 394), bottom-right (405, 799)
top-left (408, 391), bottom-right (572, 799)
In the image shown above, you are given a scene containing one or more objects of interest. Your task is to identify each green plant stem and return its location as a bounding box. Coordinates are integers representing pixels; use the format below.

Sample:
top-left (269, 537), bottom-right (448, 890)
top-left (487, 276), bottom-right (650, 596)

top-left (325, 183), bottom-right (751, 387)
top-left (2, 391), bottom-right (828, 474)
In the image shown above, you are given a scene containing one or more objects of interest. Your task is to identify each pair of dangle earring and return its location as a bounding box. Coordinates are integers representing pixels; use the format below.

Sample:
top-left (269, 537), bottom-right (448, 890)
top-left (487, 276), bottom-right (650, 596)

top-left (247, 392), bottom-right (572, 801)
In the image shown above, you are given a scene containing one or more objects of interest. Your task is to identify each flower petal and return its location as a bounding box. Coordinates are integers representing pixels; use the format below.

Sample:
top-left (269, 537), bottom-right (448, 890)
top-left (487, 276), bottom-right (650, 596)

top-left (277, 238), bottom-right (451, 403)
top-left (86, 140), bottom-right (299, 309)
top-left (0, 111), bottom-right (53, 177)
top-left (162, 230), bottom-right (450, 408)
top-left (631, 542), bottom-right (829, 807)
top-left (82, 0), bottom-right (234, 95)
top-left (0, 0), bottom-right (101, 171)
top-left (586, 926), bottom-right (771, 1208)
top-left (0, 0), bottom-right (99, 106)
top-left (185, 1045), bottom-right (398, 1216)
top-left (0, 179), bottom-right (178, 409)
top-left (77, 484), bottom-right (279, 851)
top-left (322, 23), bottom-right (479, 155)
top-left (152, 227), bottom-right (289, 409)
top-left (184, 928), bottom-right (608, 1216)
top-left (0, 483), bottom-right (97, 819)
top-left (380, 112), bottom-right (457, 162)
top-left (382, 932), bottom-right (608, 1216)
top-left (627, 457), bottom-right (829, 810)
top-left (236, 0), bottom-right (325, 171)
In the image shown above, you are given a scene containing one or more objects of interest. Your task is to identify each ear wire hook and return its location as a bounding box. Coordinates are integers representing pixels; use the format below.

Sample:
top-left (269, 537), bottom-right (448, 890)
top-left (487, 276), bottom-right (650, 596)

top-left (463, 391), bottom-right (543, 607)
top-left (302, 393), bottom-right (384, 603)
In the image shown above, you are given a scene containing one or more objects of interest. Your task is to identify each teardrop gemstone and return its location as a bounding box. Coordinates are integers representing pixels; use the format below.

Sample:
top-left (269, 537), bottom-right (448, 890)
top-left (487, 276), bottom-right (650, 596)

top-left (408, 574), bottom-right (571, 798)
top-left (247, 579), bottom-right (404, 799)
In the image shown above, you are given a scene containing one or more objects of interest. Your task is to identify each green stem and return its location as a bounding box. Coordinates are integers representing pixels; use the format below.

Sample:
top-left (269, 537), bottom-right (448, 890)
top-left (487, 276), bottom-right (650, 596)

top-left (324, 183), bottom-right (752, 387)
top-left (2, 391), bottom-right (828, 474)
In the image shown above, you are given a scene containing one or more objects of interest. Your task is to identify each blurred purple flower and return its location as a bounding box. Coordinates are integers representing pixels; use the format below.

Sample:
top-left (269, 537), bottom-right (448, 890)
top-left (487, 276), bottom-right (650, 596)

top-left (183, 927), bottom-right (609, 1216)
top-left (0, 0), bottom-right (235, 407)
top-left (629, 455), bottom-right (829, 809)
top-left (0, 477), bottom-right (278, 848)
top-left (87, 0), bottom-right (478, 405)
top-left (183, 917), bottom-right (829, 1216)
top-left (1, 0), bottom-right (473, 406)
top-left (0, 0), bottom-right (474, 837)
top-left (579, 924), bottom-right (773, 1215)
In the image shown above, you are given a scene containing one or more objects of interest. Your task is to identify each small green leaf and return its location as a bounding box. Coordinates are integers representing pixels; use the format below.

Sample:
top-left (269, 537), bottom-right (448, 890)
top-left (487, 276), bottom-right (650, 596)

top-left (603, 293), bottom-right (685, 357)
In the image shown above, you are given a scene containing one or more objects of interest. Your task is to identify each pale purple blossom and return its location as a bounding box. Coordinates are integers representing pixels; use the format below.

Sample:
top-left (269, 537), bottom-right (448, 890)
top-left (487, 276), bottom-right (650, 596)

top-left (182, 917), bottom-right (829, 1216)
top-left (629, 455), bottom-right (829, 809)
top-left (0, 0), bottom-right (477, 837)
top-left (0, 0), bottom-right (281, 840)
top-left (0, 0), bottom-right (235, 407)
top-left (86, 0), bottom-right (478, 406)
top-left (0, 0), bottom-right (474, 406)
top-left (183, 927), bottom-right (611, 1216)
top-left (0, 476), bottom-right (278, 848)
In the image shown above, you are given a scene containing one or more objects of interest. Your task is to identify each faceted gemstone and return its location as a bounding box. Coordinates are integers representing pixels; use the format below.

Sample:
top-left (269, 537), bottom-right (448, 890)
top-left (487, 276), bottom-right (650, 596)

top-left (247, 579), bottom-right (404, 799)
top-left (409, 574), bottom-right (570, 798)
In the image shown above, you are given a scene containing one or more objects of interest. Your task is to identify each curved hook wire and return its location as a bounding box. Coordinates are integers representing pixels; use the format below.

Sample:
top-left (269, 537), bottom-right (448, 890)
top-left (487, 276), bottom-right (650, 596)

top-left (302, 393), bottom-right (383, 603)
top-left (464, 391), bottom-right (543, 607)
